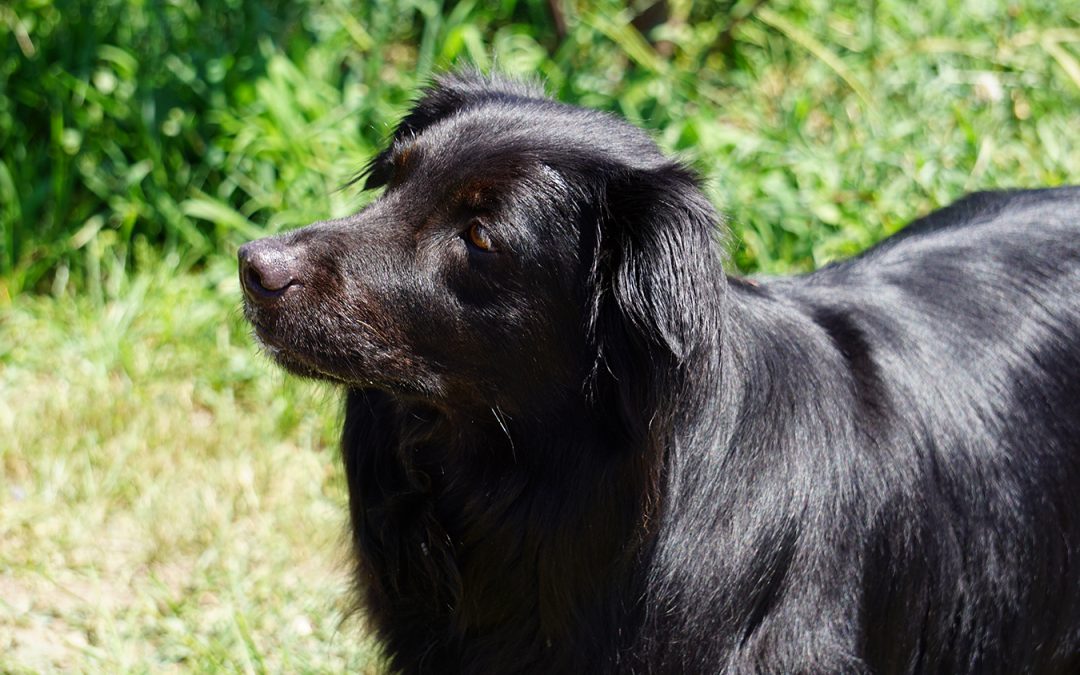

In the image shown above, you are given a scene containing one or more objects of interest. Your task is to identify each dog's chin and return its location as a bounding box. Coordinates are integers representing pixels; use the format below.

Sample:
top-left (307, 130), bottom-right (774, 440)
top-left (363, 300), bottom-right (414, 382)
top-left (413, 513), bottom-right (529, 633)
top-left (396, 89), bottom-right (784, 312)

top-left (261, 343), bottom-right (354, 385)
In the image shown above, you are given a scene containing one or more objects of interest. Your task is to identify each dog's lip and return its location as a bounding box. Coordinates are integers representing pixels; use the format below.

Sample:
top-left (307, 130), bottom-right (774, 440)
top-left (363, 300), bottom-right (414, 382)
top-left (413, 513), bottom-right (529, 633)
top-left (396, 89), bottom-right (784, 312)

top-left (250, 324), bottom-right (349, 384)
top-left (245, 319), bottom-right (365, 386)
top-left (245, 316), bottom-right (298, 359)
top-left (249, 321), bottom-right (279, 346)
top-left (249, 323), bottom-right (310, 366)
top-left (243, 312), bottom-right (432, 394)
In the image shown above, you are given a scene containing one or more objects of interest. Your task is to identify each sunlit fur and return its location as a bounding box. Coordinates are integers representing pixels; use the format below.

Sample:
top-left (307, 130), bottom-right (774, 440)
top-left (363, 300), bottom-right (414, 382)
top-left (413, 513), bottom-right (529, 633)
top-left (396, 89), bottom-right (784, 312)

top-left (241, 71), bottom-right (1080, 674)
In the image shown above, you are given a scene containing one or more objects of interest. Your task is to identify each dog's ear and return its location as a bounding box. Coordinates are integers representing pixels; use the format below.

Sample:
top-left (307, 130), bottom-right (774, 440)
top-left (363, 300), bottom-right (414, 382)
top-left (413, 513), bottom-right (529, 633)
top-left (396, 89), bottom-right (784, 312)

top-left (362, 70), bottom-right (543, 190)
top-left (587, 163), bottom-right (727, 443)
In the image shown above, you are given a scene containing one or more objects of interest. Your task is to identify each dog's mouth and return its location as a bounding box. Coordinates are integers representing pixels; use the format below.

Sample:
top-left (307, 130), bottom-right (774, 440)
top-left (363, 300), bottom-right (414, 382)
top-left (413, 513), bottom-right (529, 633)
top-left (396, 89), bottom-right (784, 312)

top-left (244, 313), bottom-right (351, 385)
top-left (244, 309), bottom-right (439, 397)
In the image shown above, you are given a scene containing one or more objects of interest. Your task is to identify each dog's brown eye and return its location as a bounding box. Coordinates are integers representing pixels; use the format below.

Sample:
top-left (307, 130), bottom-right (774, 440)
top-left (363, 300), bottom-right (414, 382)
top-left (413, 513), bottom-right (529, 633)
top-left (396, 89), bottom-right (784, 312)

top-left (466, 221), bottom-right (495, 252)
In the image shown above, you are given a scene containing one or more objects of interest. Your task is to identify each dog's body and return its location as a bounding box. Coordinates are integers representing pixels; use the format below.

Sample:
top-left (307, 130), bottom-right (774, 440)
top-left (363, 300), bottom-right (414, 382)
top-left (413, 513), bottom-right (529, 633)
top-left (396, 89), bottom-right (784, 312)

top-left (240, 73), bottom-right (1080, 673)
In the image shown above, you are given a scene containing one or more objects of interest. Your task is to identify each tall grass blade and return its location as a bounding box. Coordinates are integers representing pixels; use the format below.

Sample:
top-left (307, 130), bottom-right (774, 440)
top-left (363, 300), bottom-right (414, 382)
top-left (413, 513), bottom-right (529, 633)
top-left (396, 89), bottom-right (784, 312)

top-left (755, 6), bottom-right (874, 108)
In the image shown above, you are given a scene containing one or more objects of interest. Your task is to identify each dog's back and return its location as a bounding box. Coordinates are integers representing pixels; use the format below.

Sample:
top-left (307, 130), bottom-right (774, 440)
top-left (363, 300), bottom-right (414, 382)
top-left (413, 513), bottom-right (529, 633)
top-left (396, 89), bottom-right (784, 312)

top-left (692, 186), bottom-right (1080, 672)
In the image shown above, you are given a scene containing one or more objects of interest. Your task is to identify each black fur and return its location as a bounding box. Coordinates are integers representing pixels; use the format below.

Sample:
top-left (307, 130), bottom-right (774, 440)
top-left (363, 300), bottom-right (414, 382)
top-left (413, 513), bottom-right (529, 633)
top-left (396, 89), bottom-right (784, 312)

top-left (239, 72), bottom-right (1080, 674)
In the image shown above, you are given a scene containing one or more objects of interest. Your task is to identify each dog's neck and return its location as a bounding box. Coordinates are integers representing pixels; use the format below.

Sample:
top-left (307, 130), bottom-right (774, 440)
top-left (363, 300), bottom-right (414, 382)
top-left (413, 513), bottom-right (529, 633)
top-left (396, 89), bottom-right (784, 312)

top-left (343, 387), bottom-right (663, 668)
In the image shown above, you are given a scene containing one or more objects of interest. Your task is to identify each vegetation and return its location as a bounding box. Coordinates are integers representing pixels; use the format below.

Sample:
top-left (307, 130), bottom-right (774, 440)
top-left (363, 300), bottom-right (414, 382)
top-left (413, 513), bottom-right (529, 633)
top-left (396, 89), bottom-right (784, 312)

top-left (2, 0), bottom-right (1078, 671)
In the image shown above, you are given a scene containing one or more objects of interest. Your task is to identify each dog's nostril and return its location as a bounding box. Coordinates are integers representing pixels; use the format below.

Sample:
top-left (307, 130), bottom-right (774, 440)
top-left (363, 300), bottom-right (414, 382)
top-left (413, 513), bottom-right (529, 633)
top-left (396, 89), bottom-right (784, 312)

top-left (239, 242), bottom-right (300, 303)
top-left (243, 264), bottom-right (271, 294)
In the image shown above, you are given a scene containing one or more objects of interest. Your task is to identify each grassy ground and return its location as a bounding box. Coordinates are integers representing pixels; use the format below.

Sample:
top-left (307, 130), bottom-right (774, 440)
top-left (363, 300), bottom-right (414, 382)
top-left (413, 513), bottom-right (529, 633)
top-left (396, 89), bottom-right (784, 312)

top-left (3, 0), bottom-right (1079, 672)
top-left (1, 254), bottom-right (382, 672)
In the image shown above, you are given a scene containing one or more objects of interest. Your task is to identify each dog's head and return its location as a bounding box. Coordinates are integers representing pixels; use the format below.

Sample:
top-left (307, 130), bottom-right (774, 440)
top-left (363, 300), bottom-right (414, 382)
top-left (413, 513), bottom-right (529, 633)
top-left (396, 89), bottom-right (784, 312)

top-left (240, 71), bottom-right (724, 420)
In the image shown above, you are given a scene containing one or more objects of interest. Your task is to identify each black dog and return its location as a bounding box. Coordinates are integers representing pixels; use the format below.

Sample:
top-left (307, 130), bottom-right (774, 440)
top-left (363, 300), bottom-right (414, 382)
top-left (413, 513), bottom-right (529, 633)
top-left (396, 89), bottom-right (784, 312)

top-left (239, 72), bottom-right (1080, 673)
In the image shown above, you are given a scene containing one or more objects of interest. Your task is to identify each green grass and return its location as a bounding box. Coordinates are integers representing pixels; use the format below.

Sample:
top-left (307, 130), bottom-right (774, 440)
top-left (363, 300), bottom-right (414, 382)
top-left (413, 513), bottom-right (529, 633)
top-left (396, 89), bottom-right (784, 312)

top-left (3, 0), bottom-right (1080, 671)
top-left (4, 0), bottom-right (1079, 292)
top-left (1, 252), bottom-right (382, 672)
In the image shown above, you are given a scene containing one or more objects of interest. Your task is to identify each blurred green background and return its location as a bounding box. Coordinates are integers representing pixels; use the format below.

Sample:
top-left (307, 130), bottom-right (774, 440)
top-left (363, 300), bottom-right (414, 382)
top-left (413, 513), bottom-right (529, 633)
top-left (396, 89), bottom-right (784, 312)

top-left (2, 0), bottom-right (1078, 671)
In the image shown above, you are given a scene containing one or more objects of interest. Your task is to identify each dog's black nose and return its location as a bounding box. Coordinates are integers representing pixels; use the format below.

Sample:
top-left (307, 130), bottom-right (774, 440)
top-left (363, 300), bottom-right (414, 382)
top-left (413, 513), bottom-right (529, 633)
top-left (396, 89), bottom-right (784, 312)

top-left (238, 240), bottom-right (300, 303)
